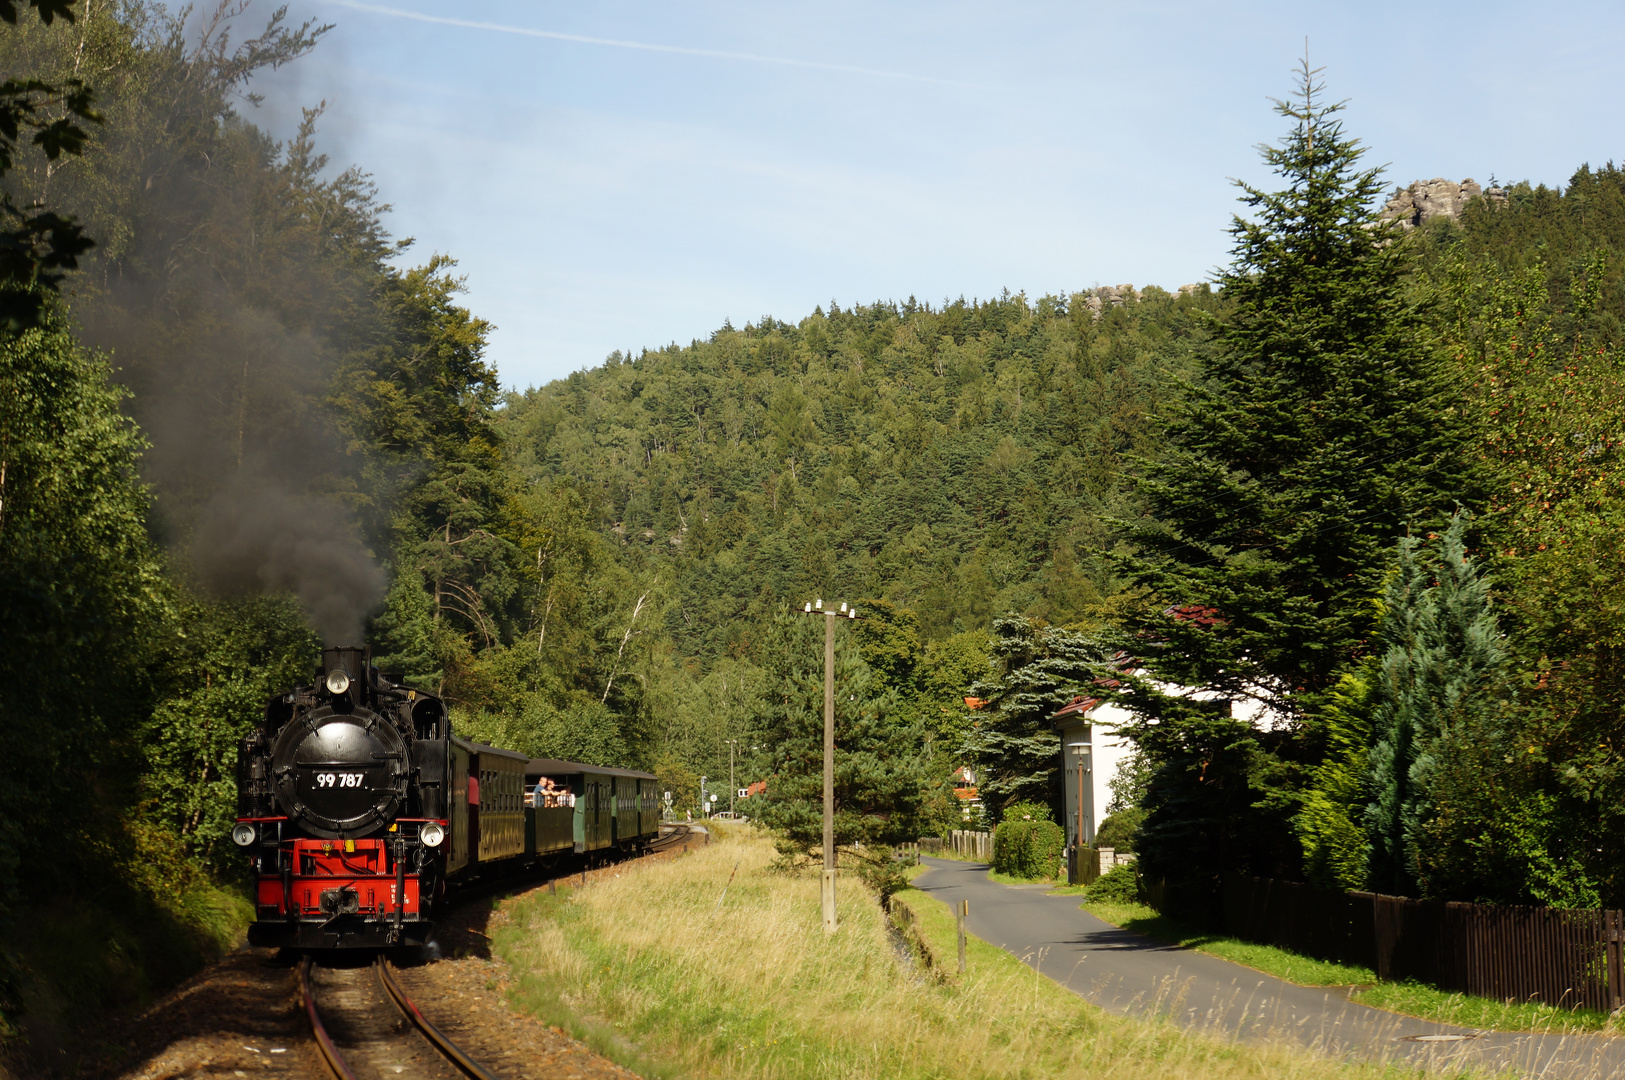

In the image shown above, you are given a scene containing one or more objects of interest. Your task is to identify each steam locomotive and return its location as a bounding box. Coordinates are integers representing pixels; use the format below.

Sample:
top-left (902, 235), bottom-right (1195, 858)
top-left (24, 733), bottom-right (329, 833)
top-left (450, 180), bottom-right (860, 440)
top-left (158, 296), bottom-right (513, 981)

top-left (233, 646), bottom-right (660, 949)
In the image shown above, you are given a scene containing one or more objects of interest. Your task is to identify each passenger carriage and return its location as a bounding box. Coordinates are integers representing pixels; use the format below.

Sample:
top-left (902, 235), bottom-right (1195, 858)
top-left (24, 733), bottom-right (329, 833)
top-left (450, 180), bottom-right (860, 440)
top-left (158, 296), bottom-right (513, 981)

top-left (235, 645), bottom-right (664, 951)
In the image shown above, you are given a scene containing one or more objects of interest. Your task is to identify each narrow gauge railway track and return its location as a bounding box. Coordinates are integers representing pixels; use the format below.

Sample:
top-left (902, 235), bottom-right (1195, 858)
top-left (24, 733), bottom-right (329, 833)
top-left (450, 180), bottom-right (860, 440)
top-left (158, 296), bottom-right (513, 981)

top-left (646, 822), bottom-right (694, 853)
top-left (299, 832), bottom-right (694, 1079)
top-left (302, 956), bottom-right (501, 1080)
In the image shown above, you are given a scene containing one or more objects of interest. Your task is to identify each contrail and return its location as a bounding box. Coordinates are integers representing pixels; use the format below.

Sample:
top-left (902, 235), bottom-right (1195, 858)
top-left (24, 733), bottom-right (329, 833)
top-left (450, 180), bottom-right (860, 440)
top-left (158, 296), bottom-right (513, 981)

top-left (326, 1), bottom-right (981, 89)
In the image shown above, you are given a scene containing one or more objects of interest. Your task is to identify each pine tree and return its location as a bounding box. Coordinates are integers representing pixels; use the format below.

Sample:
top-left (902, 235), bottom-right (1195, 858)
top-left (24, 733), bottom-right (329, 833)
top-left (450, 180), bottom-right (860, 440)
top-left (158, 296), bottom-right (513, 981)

top-left (753, 615), bottom-right (929, 862)
top-left (1125, 59), bottom-right (1467, 721)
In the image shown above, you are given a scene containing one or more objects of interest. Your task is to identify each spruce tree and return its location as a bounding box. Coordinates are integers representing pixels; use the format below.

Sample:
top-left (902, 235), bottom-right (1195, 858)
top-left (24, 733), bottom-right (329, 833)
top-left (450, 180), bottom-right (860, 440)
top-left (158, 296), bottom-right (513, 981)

top-left (1115, 61), bottom-right (1470, 898)
top-left (1126, 61), bottom-right (1466, 719)
top-left (968, 614), bottom-right (1111, 821)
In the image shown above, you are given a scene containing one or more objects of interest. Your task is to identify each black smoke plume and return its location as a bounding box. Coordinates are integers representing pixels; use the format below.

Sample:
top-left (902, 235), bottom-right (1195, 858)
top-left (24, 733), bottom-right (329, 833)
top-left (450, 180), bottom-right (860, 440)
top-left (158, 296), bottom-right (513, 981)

top-left (192, 482), bottom-right (385, 645)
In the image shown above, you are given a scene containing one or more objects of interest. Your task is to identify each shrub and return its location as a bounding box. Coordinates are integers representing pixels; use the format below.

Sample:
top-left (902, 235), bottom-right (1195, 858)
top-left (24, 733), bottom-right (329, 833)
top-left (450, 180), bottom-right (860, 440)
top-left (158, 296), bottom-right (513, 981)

top-left (999, 799), bottom-right (1053, 825)
top-left (1084, 862), bottom-right (1140, 903)
top-left (993, 819), bottom-right (1066, 880)
top-left (1095, 807), bottom-right (1146, 853)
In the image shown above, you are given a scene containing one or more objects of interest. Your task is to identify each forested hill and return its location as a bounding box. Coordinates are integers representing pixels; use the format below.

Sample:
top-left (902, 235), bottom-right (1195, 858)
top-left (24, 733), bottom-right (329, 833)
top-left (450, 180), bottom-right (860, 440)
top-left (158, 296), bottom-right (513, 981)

top-left (13, 0), bottom-right (1625, 1044)
top-left (501, 287), bottom-right (1220, 652)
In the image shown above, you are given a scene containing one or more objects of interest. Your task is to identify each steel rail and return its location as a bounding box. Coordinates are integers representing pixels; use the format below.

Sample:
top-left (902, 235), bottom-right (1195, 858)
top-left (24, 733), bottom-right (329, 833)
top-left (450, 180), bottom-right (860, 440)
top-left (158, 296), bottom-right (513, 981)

top-left (375, 956), bottom-right (503, 1080)
top-left (299, 956), bottom-right (361, 1080)
top-left (646, 823), bottom-right (693, 852)
top-left (301, 833), bottom-right (668, 1080)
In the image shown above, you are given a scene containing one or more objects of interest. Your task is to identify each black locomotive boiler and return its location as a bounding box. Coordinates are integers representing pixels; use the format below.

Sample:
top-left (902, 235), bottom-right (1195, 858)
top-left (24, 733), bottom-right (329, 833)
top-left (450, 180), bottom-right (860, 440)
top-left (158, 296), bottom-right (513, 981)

top-left (234, 646), bottom-right (661, 949)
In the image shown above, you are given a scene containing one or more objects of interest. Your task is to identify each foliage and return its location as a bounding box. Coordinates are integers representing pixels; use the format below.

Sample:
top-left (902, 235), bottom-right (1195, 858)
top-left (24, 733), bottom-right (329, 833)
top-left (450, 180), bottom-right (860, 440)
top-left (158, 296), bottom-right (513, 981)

top-left (1292, 660), bottom-right (1375, 891)
top-left (1123, 61), bottom-right (1466, 720)
top-left (1111, 61), bottom-right (1472, 904)
top-left (1410, 250), bottom-right (1625, 907)
top-left (138, 596), bottom-right (316, 875)
top-left (1104, 747), bottom-right (1153, 815)
top-left (752, 615), bottom-right (931, 863)
top-left (457, 697), bottom-right (628, 768)
top-left (968, 614), bottom-right (1112, 821)
top-left (1362, 516), bottom-right (1506, 897)
top-left (1083, 862), bottom-right (1140, 903)
top-left (992, 810), bottom-right (1066, 880)
top-left (1095, 807), bottom-right (1145, 853)
top-left (501, 287), bottom-right (1221, 656)
top-left (0, 307), bottom-right (163, 1016)
top-left (1001, 799), bottom-right (1053, 823)
top-left (1111, 675), bottom-right (1302, 917)
top-left (1414, 163), bottom-right (1625, 353)
top-left (15, 2), bottom-right (1625, 1048)
top-left (0, 0), bottom-right (98, 331)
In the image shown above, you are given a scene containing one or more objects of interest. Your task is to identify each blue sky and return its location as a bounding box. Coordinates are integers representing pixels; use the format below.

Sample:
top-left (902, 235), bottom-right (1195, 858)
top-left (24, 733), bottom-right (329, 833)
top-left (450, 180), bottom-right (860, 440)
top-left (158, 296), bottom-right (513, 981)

top-left (248, 1), bottom-right (1625, 391)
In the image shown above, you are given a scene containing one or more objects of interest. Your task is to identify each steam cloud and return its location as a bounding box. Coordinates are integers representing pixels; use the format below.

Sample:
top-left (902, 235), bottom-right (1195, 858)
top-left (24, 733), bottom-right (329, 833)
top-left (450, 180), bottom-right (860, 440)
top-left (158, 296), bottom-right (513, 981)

top-left (193, 483), bottom-right (387, 645)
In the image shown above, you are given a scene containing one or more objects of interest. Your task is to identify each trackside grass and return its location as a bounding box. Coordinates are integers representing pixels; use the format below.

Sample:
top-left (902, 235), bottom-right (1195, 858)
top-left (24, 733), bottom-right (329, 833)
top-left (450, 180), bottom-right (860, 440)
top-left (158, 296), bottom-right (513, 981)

top-left (1084, 899), bottom-right (1620, 1036)
top-left (493, 830), bottom-right (1444, 1080)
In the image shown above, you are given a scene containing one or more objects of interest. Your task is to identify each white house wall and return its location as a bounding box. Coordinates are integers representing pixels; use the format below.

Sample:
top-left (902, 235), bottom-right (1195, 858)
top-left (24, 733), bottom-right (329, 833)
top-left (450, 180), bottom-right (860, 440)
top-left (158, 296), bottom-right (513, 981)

top-left (1087, 702), bottom-right (1135, 821)
top-left (1083, 686), bottom-right (1285, 825)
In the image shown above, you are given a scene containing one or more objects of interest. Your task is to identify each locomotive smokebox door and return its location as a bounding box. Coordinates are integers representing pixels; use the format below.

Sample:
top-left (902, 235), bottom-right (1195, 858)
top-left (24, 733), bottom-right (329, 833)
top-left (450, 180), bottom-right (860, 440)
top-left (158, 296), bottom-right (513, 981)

top-left (270, 708), bottom-right (408, 838)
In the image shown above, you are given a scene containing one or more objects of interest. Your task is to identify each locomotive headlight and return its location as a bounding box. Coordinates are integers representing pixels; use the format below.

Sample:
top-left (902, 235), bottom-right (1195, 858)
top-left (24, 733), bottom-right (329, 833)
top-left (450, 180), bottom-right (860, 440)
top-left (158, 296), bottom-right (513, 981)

top-left (325, 669), bottom-right (351, 695)
top-left (231, 822), bottom-right (257, 847)
top-left (419, 822), bottom-right (445, 848)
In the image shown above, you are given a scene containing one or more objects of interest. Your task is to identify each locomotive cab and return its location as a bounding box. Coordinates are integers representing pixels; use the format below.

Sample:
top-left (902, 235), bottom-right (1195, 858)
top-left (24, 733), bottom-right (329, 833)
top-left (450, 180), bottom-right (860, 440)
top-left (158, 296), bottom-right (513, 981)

top-left (236, 645), bottom-right (450, 949)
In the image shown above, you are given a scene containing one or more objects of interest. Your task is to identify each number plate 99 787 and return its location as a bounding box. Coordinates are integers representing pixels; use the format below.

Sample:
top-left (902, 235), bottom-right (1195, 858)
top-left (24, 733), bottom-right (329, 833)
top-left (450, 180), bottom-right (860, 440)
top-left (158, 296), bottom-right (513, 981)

top-left (314, 773), bottom-right (364, 788)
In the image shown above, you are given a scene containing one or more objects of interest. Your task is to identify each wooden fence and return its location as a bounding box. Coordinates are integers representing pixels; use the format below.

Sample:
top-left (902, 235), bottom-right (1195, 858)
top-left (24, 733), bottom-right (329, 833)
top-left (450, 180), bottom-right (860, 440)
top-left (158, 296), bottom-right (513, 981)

top-left (1222, 875), bottom-right (1376, 970)
top-left (1165, 873), bottom-right (1625, 1011)
top-left (899, 833), bottom-right (992, 860)
top-left (1373, 893), bottom-right (1623, 1012)
top-left (949, 830), bottom-right (992, 861)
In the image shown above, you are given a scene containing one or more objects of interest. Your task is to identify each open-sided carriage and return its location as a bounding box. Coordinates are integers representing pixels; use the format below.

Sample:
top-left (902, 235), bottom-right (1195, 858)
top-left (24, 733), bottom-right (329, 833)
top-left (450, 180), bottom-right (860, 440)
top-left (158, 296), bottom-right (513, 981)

top-left (522, 757), bottom-right (661, 859)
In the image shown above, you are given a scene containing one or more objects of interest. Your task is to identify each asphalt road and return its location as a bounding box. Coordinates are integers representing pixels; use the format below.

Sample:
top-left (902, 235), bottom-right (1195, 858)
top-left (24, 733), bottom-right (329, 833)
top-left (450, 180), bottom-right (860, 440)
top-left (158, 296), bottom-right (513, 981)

top-left (915, 857), bottom-right (1625, 1078)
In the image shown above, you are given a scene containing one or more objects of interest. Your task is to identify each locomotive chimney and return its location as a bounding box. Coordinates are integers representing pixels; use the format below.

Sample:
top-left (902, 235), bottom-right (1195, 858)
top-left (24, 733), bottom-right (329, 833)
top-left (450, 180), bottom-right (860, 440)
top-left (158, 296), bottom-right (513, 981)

top-left (321, 646), bottom-right (370, 692)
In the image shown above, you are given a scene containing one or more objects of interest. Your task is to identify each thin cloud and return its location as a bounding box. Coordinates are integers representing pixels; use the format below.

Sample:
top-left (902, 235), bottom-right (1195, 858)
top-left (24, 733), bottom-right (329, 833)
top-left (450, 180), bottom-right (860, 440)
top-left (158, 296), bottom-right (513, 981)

top-left (326, 1), bottom-right (982, 89)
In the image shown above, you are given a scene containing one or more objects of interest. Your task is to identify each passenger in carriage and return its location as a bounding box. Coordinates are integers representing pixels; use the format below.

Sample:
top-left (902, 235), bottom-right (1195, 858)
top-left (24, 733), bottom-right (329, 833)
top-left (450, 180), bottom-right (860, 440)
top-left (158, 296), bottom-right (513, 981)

top-left (528, 777), bottom-right (575, 809)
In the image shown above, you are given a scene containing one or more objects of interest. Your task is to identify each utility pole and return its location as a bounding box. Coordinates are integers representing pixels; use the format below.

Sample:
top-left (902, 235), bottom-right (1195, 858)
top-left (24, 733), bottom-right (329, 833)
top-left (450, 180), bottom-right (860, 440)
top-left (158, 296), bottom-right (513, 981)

top-left (823, 604), bottom-right (835, 932)
top-left (699, 776), bottom-right (707, 820)
top-left (725, 739), bottom-right (739, 816)
top-left (799, 598), bottom-right (857, 933)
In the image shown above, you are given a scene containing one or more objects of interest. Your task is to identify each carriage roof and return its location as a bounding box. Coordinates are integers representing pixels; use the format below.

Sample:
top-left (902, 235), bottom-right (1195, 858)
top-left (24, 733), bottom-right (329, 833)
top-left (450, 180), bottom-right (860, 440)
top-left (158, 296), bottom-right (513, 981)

top-left (524, 757), bottom-right (657, 782)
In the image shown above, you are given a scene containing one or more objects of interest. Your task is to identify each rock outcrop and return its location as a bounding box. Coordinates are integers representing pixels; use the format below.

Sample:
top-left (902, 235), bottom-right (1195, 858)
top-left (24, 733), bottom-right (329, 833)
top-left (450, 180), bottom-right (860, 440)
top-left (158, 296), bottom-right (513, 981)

top-left (1080, 283), bottom-right (1205, 319)
top-left (1380, 177), bottom-right (1506, 229)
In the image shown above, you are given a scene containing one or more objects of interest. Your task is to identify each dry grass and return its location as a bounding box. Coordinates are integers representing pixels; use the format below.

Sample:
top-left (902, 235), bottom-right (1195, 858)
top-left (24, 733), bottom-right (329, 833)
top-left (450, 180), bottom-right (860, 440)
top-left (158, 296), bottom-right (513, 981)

top-left (493, 830), bottom-right (1447, 1080)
